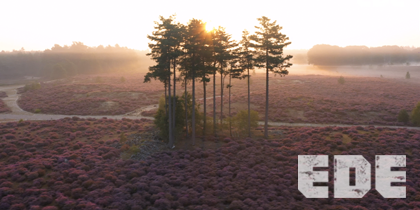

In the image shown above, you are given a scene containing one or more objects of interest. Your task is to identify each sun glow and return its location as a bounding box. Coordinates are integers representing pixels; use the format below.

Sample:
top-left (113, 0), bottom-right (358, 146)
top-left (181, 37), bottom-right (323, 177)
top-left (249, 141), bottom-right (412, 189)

top-left (0, 0), bottom-right (419, 51)
top-left (205, 21), bottom-right (216, 32)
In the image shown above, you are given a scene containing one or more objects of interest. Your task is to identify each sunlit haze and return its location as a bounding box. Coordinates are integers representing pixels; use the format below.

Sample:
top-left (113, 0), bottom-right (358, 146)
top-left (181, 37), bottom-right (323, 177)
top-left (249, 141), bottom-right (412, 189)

top-left (1, 0), bottom-right (419, 51)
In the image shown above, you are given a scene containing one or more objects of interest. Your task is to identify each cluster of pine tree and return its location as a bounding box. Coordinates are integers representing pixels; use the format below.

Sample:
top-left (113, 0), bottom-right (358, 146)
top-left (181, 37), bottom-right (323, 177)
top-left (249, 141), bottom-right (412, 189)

top-left (144, 15), bottom-right (293, 148)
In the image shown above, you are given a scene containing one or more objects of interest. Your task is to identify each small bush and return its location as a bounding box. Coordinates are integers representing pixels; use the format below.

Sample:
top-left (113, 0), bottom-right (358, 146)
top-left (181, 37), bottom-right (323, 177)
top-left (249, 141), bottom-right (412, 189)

top-left (406, 71), bottom-right (411, 79)
top-left (23, 82), bottom-right (41, 92)
top-left (34, 109), bottom-right (42, 113)
top-left (412, 102), bottom-right (420, 126)
top-left (232, 110), bottom-right (259, 134)
top-left (398, 109), bottom-right (409, 124)
top-left (154, 94), bottom-right (190, 141)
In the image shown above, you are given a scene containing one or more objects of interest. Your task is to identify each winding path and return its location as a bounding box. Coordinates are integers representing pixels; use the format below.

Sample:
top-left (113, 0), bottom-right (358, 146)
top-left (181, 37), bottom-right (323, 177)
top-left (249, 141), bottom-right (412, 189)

top-left (0, 85), bottom-right (419, 131)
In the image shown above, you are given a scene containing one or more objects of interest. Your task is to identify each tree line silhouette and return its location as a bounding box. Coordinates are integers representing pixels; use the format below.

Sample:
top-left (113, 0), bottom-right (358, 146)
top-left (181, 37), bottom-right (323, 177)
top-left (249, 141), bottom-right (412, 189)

top-left (0, 42), bottom-right (152, 79)
top-left (307, 44), bottom-right (420, 66)
top-left (144, 15), bottom-right (292, 148)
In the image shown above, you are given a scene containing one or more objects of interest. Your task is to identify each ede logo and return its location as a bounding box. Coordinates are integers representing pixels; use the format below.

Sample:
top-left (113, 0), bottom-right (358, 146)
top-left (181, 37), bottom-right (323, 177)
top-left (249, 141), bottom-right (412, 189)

top-left (298, 155), bottom-right (406, 198)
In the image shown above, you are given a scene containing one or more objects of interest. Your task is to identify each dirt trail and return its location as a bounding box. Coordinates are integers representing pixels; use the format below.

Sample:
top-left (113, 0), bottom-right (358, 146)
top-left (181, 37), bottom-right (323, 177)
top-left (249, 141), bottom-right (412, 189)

top-left (0, 85), bottom-right (419, 131)
top-left (258, 121), bottom-right (420, 130)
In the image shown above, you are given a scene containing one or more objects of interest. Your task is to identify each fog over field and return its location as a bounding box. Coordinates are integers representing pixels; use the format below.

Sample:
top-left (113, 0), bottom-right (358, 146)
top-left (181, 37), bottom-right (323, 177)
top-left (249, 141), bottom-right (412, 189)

top-left (287, 64), bottom-right (420, 78)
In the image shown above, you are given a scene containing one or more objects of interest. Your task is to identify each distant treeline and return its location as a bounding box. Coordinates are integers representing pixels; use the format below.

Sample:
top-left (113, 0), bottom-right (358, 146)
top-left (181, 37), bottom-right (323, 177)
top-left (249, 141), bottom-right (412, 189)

top-left (0, 42), bottom-right (153, 79)
top-left (307, 44), bottom-right (420, 66)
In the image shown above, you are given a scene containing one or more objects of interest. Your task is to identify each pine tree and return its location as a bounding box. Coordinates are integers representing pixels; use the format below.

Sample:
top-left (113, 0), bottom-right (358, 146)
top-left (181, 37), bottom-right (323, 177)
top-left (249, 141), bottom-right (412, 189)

top-left (213, 27), bottom-right (237, 133)
top-left (250, 16), bottom-right (292, 139)
top-left (200, 31), bottom-right (215, 137)
top-left (168, 20), bottom-right (185, 147)
top-left (182, 19), bottom-right (207, 145)
top-left (238, 30), bottom-right (255, 137)
top-left (227, 52), bottom-right (244, 136)
top-left (145, 15), bottom-right (182, 148)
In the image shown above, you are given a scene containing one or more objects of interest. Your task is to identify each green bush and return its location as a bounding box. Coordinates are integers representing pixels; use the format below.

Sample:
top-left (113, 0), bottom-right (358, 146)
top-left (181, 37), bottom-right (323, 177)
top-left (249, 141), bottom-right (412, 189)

top-left (232, 110), bottom-right (259, 133)
top-left (154, 92), bottom-right (207, 140)
top-left (155, 93), bottom-right (192, 141)
top-left (412, 102), bottom-right (420, 126)
top-left (23, 82), bottom-right (41, 92)
top-left (406, 71), bottom-right (411, 79)
top-left (34, 108), bottom-right (41, 113)
top-left (397, 109), bottom-right (409, 124)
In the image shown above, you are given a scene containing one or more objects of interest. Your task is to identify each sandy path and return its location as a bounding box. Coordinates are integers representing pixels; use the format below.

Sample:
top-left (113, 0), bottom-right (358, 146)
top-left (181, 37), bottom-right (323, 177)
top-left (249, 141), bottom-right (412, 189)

top-left (0, 85), bottom-right (419, 131)
top-left (257, 121), bottom-right (420, 130)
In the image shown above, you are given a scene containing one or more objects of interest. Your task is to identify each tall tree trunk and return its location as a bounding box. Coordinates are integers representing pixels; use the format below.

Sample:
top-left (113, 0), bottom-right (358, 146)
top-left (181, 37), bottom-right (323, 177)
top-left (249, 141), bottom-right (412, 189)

top-left (192, 54), bottom-right (196, 145)
top-left (168, 65), bottom-right (174, 148)
top-left (229, 73), bottom-right (232, 137)
top-left (203, 79), bottom-right (206, 136)
top-left (220, 71), bottom-right (224, 132)
top-left (264, 49), bottom-right (269, 139)
top-left (213, 67), bottom-right (216, 136)
top-left (164, 82), bottom-right (167, 115)
top-left (184, 78), bottom-right (189, 138)
top-left (172, 61), bottom-right (176, 144)
top-left (247, 68), bottom-right (251, 137)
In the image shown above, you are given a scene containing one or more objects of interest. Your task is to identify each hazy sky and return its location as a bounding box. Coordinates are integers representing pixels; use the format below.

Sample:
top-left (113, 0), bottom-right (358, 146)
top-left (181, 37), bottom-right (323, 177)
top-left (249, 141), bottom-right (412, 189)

top-left (1, 0), bottom-right (419, 51)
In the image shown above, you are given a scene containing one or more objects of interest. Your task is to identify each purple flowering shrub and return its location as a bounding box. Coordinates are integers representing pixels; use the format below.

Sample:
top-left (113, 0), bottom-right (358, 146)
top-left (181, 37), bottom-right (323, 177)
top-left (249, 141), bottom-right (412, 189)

top-left (17, 74), bottom-right (164, 115)
top-left (0, 99), bottom-right (10, 113)
top-left (1, 118), bottom-right (420, 209)
top-left (221, 75), bottom-right (420, 126)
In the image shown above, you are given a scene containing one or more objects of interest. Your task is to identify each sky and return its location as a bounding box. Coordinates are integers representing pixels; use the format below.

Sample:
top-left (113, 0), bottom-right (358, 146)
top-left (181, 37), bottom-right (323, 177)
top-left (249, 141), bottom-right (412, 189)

top-left (1, 0), bottom-right (419, 52)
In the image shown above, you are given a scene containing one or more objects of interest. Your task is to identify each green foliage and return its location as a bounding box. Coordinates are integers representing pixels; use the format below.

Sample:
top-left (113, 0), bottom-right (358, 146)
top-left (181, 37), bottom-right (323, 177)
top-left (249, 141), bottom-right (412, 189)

top-left (154, 94), bottom-right (189, 141)
top-left (180, 92), bottom-right (203, 135)
top-left (34, 108), bottom-right (41, 113)
top-left (406, 71), bottom-right (411, 79)
top-left (18, 119), bottom-right (24, 123)
top-left (250, 16), bottom-right (292, 76)
top-left (232, 110), bottom-right (259, 133)
top-left (338, 76), bottom-right (345, 84)
top-left (397, 109), bottom-right (409, 123)
top-left (23, 82), bottom-right (41, 92)
top-left (145, 15), bottom-right (183, 84)
top-left (412, 102), bottom-right (420, 126)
